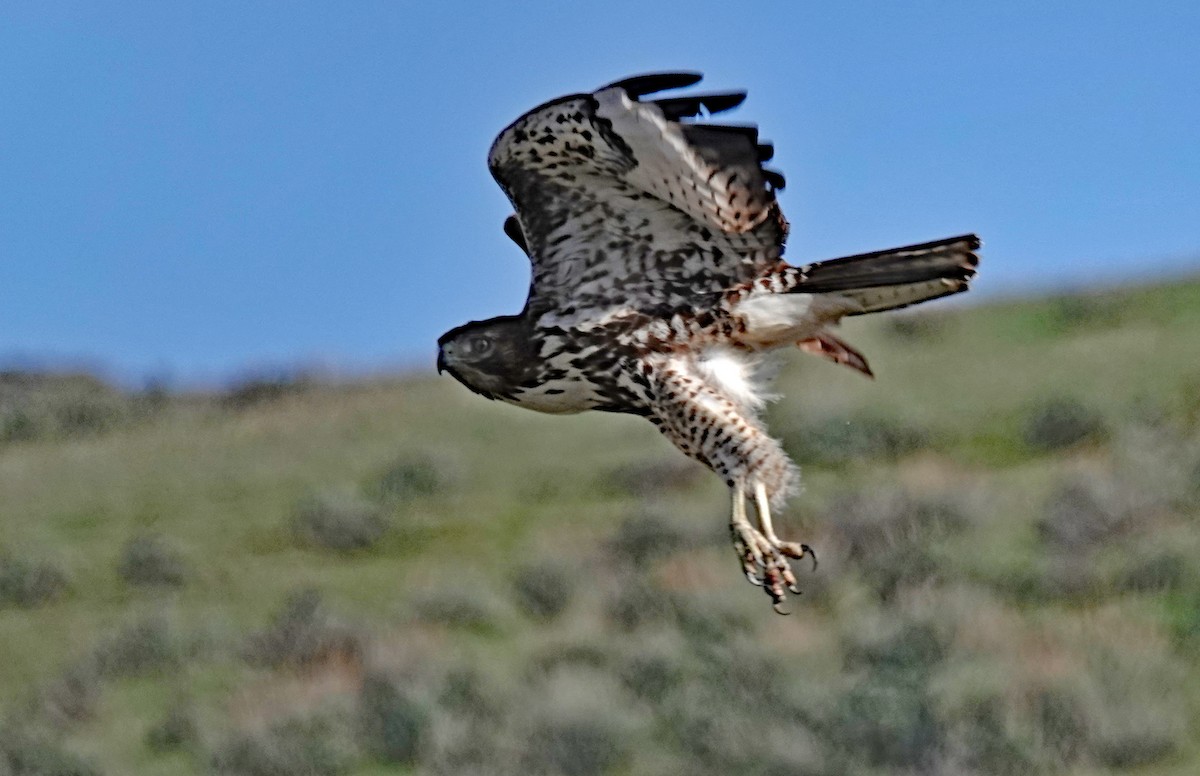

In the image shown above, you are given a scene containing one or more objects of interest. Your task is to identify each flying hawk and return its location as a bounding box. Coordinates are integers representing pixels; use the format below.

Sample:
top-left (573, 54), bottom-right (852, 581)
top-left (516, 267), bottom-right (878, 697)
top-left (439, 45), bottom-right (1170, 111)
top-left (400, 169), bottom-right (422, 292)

top-left (438, 72), bottom-right (979, 612)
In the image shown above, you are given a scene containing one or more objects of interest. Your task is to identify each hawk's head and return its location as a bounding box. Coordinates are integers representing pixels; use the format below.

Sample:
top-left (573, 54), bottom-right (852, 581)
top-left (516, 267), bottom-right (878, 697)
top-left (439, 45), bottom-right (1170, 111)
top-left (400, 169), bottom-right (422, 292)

top-left (437, 315), bottom-right (537, 401)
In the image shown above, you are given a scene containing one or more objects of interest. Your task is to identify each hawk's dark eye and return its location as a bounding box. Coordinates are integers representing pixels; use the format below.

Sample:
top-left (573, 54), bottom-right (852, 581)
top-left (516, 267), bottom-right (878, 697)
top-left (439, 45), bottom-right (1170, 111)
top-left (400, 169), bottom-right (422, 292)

top-left (470, 336), bottom-right (493, 356)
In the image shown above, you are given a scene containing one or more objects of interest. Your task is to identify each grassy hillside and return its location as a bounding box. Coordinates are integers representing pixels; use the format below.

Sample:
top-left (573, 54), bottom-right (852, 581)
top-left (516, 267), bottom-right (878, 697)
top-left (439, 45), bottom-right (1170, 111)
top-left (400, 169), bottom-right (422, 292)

top-left (2, 277), bottom-right (1200, 775)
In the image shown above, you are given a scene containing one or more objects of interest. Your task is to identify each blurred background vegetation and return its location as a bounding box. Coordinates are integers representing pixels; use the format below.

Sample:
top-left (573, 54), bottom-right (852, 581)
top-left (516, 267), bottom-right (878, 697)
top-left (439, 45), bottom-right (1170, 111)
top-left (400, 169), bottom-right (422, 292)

top-left (2, 277), bottom-right (1200, 775)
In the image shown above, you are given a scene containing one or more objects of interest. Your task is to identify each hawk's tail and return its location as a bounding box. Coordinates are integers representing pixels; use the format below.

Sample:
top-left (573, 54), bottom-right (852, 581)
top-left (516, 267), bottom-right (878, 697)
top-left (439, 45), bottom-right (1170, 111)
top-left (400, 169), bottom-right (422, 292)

top-left (793, 234), bottom-right (980, 315)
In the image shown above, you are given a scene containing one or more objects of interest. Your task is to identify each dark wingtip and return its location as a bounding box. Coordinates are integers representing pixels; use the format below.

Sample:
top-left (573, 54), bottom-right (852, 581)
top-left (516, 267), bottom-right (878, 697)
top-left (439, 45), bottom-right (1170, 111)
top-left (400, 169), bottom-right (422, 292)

top-left (947, 233), bottom-right (982, 272)
top-left (694, 91), bottom-right (747, 114)
top-left (601, 71), bottom-right (703, 98)
top-left (652, 91), bottom-right (747, 119)
top-left (503, 215), bottom-right (529, 256)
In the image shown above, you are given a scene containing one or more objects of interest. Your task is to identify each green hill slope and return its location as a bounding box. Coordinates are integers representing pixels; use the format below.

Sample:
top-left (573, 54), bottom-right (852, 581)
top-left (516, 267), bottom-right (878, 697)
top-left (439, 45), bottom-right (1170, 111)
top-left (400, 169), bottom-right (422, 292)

top-left (2, 278), bottom-right (1200, 775)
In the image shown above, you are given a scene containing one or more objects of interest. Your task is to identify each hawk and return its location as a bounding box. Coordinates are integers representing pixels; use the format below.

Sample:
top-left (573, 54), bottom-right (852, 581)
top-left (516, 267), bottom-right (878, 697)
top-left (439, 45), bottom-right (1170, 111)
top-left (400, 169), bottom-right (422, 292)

top-left (437, 72), bottom-right (979, 612)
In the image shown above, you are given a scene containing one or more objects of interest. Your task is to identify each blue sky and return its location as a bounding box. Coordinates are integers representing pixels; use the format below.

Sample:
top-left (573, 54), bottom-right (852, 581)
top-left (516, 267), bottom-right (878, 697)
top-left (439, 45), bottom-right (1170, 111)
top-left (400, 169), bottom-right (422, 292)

top-left (3, 2), bottom-right (1198, 385)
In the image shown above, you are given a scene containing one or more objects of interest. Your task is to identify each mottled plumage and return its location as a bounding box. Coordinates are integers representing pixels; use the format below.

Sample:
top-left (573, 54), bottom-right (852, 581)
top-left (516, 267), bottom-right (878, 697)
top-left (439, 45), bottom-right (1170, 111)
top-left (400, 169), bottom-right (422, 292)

top-left (438, 72), bottom-right (980, 611)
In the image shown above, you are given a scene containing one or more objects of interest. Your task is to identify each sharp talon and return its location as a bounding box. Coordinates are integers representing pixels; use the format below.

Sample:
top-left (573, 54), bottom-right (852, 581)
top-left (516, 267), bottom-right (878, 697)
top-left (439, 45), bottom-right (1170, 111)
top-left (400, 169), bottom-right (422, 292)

top-left (729, 492), bottom-right (816, 610)
top-left (775, 542), bottom-right (805, 559)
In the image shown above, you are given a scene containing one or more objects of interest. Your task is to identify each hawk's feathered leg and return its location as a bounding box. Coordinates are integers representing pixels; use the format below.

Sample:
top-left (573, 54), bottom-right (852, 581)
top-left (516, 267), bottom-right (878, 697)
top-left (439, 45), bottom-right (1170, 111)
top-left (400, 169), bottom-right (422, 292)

top-left (643, 356), bottom-right (813, 608)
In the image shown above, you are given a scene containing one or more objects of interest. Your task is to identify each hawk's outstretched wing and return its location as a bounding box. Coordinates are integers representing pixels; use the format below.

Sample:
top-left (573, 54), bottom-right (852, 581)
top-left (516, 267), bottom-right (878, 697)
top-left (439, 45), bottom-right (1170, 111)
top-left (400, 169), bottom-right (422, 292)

top-left (489, 72), bottom-right (788, 325)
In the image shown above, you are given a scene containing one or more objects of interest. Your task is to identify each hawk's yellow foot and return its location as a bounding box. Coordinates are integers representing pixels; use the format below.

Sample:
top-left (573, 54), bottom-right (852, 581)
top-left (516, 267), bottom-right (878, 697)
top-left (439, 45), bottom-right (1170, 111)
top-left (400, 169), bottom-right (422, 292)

top-left (729, 483), bottom-right (817, 613)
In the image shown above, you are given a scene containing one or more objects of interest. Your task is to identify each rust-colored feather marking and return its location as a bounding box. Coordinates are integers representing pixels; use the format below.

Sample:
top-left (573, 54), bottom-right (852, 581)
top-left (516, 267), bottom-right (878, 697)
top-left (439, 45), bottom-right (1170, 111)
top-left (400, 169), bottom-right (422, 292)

top-left (797, 334), bottom-right (874, 378)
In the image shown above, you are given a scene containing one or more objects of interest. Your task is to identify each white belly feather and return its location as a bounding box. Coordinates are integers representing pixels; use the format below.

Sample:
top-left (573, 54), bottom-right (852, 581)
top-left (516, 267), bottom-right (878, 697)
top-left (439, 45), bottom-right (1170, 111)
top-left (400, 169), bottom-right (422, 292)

top-left (695, 346), bottom-right (778, 412)
top-left (734, 291), bottom-right (859, 346)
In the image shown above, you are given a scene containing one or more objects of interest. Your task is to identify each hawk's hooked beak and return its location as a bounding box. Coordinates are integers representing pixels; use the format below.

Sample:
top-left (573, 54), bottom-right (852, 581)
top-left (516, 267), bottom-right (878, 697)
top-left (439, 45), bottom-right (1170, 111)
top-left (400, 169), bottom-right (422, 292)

top-left (436, 347), bottom-right (447, 375)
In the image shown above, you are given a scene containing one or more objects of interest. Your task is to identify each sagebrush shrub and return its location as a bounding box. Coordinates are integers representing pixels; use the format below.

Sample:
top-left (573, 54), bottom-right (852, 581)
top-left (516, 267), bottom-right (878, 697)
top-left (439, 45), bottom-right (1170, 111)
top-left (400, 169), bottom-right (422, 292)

top-left (368, 454), bottom-right (452, 502)
top-left (92, 614), bottom-right (181, 678)
top-left (512, 561), bottom-right (574, 620)
top-left (1022, 398), bottom-right (1105, 452)
top-left (602, 458), bottom-right (704, 497)
top-left (39, 662), bottom-right (101, 726)
top-left (0, 371), bottom-right (131, 443)
top-left (1083, 644), bottom-right (1188, 768)
top-left (825, 485), bottom-right (967, 600)
top-left (604, 576), bottom-right (679, 631)
top-left (145, 700), bottom-right (198, 752)
top-left (782, 413), bottom-right (929, 467)
top-left (608, 511), bottom-right (690, 567)
top-left (358, 672), bottom-right (428, 765)
top-left (525, 714), bottom-right (627, 776)
top-left (885, 311), bottom-right (946, 340)
top-left (0, 724), bottom-right (103, 776)
top-left (519, 670), bottom-right (634, 776)
top-left (210, 715), bottom-right (351, 776)
top-left (412, 587), bottom-right (505, 631)
top-left (220, 373), bottom-right (312, 409)
top-left (1037, 473), bottom-right (1130, 552)
top-left (291, 490), bottom-right (388, 552)
top-left (243, 589), bottom-right (362, 670)
top-left (117, 534), bottom-right (187, 587)
top-left (0, 554), bottom-right (68, 608)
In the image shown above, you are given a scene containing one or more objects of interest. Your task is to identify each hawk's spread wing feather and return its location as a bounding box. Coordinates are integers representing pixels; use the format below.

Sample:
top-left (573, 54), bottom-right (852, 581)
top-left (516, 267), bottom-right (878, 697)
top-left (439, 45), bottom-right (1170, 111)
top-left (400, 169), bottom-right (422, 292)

top-left (488, 73), bottom-right (788, 325)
